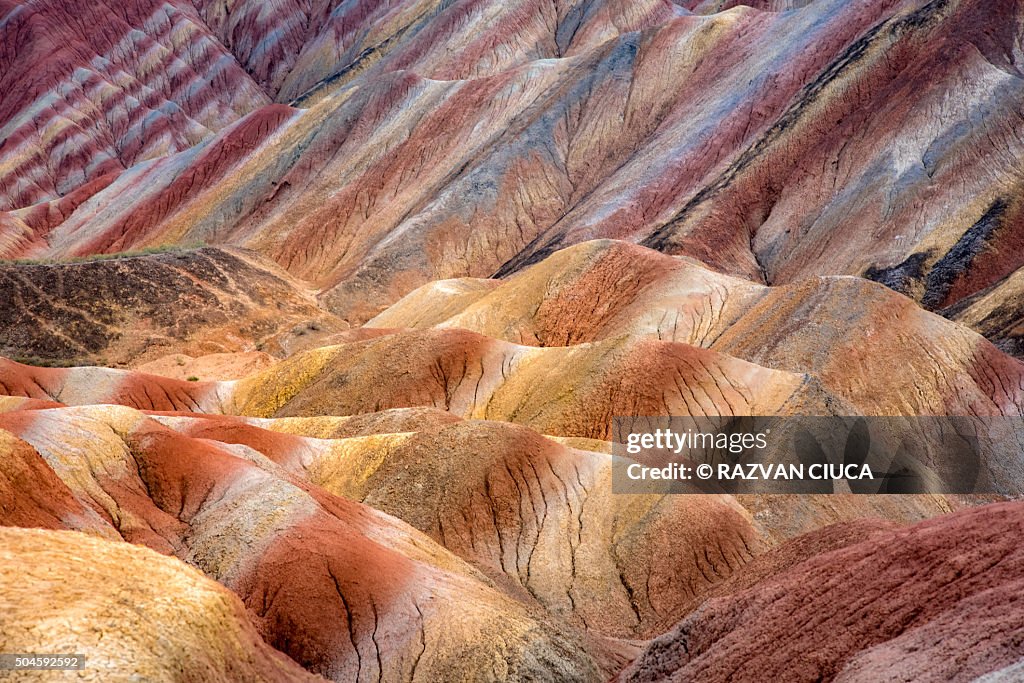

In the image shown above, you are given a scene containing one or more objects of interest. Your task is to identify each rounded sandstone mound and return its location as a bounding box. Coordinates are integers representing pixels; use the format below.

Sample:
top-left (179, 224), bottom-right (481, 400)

top-left (230, 328), bottom-right (838, 435)
top-left (619, 500), bottom-right (1024, 683)
top-left (369, 239), bottom-right (1024, 417)
top-left (0, 526), bottom-right (320, 682)
top-left (0, 405), bottom-right (605, 682)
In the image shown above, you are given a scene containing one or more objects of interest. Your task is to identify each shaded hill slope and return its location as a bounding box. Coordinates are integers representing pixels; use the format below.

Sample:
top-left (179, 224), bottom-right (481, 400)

top-left (0, 247), bottom-right (343, 366)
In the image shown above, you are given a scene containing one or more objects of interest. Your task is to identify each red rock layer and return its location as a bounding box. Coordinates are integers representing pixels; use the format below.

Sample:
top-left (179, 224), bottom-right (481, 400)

top-left (0, 0), bottom-right (269, 213)
top-left (0, 431), bottom-right (107, 533)
top-left (0, 357), bottom-right (222, 411)
top-left (619, 501), bottom-right (1024, 683)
